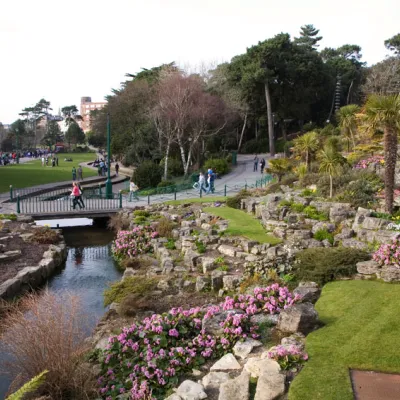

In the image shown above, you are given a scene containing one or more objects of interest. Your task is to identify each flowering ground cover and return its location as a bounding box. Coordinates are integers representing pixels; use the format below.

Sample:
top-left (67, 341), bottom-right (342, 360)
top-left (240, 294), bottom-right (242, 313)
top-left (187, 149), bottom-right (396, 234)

top-left (373, 236), bottom-right (400, 265)
top-left (289, 280), bottom-right (400, 400)
top-left (353, 155), bottom-right (384, 169)
top-left (97, 284), bottom-right (301, 399)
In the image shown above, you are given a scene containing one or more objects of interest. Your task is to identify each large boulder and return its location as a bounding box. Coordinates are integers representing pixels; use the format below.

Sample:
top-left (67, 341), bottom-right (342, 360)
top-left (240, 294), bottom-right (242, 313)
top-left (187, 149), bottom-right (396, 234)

top-left (210, 353), bottom-right (241, 371)
top-left (196, 276), bottom-right (211, 292)
top-left (202, 310), bottom-right (245, 336)
top-left (218, 245), bottom-right (237, 258)
top-left (294, 282), bottom-right (321, 304)
top-left (223, 275), bottom-right (241, 290)
top-left (254, 372), bottom-right (285, 400)
top-left (277, 302), bottom-right (319, 334)
top-left (357, 260), bottom-right (381, 275)
top-left (176, 380), bottom-right (207, 400)
top-left (378, 265), bottom-right (400, 282)
top-left (218, 371), bottom-right (250, 400)
top-left (202, 371), bottom-right (231, 389)
top-left (243, 357), bottom-right (281, 378)
top-left (361, 217), bottom-right (390, 231)
top-left (329, 203), bottom-right (354, 223)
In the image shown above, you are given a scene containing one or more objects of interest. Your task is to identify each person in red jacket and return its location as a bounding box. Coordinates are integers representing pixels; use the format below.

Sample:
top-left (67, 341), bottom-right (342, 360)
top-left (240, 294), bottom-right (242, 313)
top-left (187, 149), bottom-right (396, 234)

top-left (70, 182), bottom-right (83, 209)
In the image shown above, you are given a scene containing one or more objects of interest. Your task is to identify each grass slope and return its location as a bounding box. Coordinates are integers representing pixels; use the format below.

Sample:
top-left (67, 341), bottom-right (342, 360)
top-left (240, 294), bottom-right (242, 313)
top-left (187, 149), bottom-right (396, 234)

top-left (164, 197), bottom-right (227, 205)
top-left (0, 153), bottom-right (97, 192)
top-left (204, 206), bottom-right (281, 245)
top-left (289, 280), bottom-right (400, 400)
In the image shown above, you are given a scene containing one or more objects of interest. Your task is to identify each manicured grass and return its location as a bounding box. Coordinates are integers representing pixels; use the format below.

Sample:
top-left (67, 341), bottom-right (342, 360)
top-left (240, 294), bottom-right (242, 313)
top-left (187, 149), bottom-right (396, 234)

top-left (0, 153), bottom-right (97, 192)
top-left (164, 196), bottom-right (228, 205)
top-left (289, 280), bottom-right (400, 400)
top-left (203, 206), bottom-right (281, 245)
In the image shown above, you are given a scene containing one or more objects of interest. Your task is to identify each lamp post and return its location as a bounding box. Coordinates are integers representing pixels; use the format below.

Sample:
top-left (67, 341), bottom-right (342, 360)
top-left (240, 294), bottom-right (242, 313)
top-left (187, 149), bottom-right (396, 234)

top-left (105, 113), bottom-right (112, 199)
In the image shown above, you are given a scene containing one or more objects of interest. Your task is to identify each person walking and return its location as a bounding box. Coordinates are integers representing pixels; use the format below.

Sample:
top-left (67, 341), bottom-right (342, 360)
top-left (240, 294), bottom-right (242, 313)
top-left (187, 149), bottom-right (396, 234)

top-left (198, 172), bottom-right (207, 195)
top-left (56, 156), bottom-right (58, 166)
top-left (97, 164), bottom-right (102, 176)
top-left (260, 158), bottom-right (266, 174)
top-left (206, 169), bottom-right (215, 194)
top-left (52, 157), bottom-right (55, 167)
top-left (77, 166), bottom-right (83, 181)
top-left (70, 182), bottom-right (83, 209)
top-left (77, 182), bottom-right (85, 208)
top-left (129, 180), bottom-right (139, 201)
top-left (72, 166), bottom-right (77, 181)
top-left (41, 156), bottom-right (45, 167)
top-left (253, 155), bottom-right (259, 172)
top-left (115, 162), bottom-right (119, 176)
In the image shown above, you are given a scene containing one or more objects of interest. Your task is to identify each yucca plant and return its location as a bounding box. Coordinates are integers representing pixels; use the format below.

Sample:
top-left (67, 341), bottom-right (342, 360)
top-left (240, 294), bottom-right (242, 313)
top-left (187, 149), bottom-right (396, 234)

top-left (266, 158), bottom-right (292, 182)
top-left (336, 104), bottom-right (360, 151)
top-left (293, 131), bottom-right (320, 170)
top-left (318, 147), bottom-right (346, 198)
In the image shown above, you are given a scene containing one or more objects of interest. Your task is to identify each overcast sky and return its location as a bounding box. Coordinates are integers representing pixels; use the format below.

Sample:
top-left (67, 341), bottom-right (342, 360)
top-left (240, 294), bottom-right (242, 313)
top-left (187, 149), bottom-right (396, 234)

top-left (0, 0), bottom-right (398, 124)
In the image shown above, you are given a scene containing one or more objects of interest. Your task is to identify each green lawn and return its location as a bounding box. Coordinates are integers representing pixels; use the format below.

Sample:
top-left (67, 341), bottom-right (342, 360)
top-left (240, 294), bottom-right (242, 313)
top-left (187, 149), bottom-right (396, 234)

top-left (164, 197), bottom-right (228, 205)
top-left (289, 280), bottom-right (400, 400)
top-left (0, 153), bottom-right (97, 192)
top-left (203, 206), bottom-right (281, 245)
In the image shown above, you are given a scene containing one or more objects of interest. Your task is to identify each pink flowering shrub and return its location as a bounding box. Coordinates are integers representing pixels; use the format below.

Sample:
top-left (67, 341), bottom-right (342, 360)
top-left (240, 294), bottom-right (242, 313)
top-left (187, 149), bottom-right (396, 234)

top-left (266, 344), bottom-right (308, 370)
top-left (112, 226), bottom-right (158, 261)
top-left (354, 155), bottom-right (384, 169)
top-left (98, 285), bottom-right (300, 399)
top-left (373, 236), bottom-right (400, 266)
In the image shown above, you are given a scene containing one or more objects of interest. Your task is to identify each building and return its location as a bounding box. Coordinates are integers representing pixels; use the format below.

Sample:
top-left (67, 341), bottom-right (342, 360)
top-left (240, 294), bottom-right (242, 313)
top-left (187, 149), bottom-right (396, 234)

top-left (80, 97), bottom-right (107, 132)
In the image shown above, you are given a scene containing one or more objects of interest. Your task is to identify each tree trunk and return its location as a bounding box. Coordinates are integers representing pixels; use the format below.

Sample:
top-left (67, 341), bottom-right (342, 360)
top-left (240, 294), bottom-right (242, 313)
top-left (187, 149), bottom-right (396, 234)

top-left (237, 113), bottom-right (247, 152)
top-left (306, 151), bottom-right (309, 170)
top-left (184, 145), bottom-right (193, 176)
top-left (281, 120), bottom-right (287, 142)
top-left (264, 82), bottom-right (275, 156)
top-left (384, 126), bottom-right (398, 213)
top-left (255, 120), bottom-right (258, 140)
top-left (177, 135), bottom-right (187, 176)
top-left (347, 80), bottom-right (354, 105)
top-left (164, 141), bottom-right (170, 180)
top-left (329, 174), bottom-right (333, 198)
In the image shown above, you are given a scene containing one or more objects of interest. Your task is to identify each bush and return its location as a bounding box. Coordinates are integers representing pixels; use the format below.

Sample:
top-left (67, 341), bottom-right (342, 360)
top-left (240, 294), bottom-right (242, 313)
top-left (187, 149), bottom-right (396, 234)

top-left (165, 238), bottom-right (176, 250)
top-left (195, 240), bottom-right (206, 254)
top-left (157, 217), bottom-right (174, 238)
top-left (294, 248), bottom-right (370, 284)
top-left (160, 157), bottom-right (184, 177)
top-left (204, 158), bottom-right (230, 175)
top-left (112, 226), bottom-right (158, 261)
top-left (133, 215), bottom-right (147, 224)
top-left (314, 228), bottom-right (334, 244)
top-left (157, 180), bottom-right (175, 188)
top-left (107, 213), bottom-right (130, 231)
top-left (28, 227), bottom-right (60, 244)
top-left (242, 138), bottom-right (269, 154)
top-left (226, 189), bottom-right (250, 209)
top-left (303, 206), bottom-right (329, 221)
top-left (0, 213), bottom-right (17, 221)
top-left (266, 345), bottom-right (308, 370)
top-left (133, 210), bottom-right (150, 218)
top-left (132, 160), bottom-right (163, 189)
top-left (0, 292), bottom-right (96, 399)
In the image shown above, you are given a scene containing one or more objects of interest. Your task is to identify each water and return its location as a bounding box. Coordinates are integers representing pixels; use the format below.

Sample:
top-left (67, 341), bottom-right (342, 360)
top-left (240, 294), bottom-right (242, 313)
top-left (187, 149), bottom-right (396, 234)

top-left (0, 221), bottom-right (122, 399)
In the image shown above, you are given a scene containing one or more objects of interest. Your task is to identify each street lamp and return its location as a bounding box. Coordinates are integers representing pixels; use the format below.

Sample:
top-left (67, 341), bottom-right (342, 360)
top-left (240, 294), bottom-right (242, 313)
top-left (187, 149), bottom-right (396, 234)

top-left (105, 113), bottom-right (113, 199)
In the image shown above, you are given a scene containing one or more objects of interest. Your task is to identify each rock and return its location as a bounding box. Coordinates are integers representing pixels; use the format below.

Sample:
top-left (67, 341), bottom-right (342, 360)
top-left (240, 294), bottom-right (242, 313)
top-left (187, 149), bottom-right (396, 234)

top-left (254, 372), bottom-right (285, 400)
top-left (250, 313), bottom-right (279, 326)
top-left (198, 257), bottom-right (216, 273)
top-left (185, 249), bottom-right (200, 269)
top-left (334, 227), bottom-right (355, 240)
top-left (0, 250), bottom-right (21, 263)
top-left (241, 240), bottom-right (259, 253)
top-left (362, 217), bottom-right (390, 231)
top-left (294, 283), bottom-right (321, 304)
top-left (357, 260), bottom-right (380, 275)
top-left (292, 230), bottom-right (312, 241)
top-left (211, 270), bottom-right (225, 290)
top-left (210, 353), bottom-right (241, 371)
top-left (202, 371), bottom-right (231, 389)
top-left (378, 265), bottom-right (400, 282)
top-left (322, 239), bottom-right (332, 247)
top-left (233, 339), bottom-right (255, 359)
top-left (165, 394), bottom-right (182, 400)
top-left (243, 357), bottom-right (281, 378)
top-left (218, 371), bottom-right (250, 400)
top-left (312, 222), bottom-right (335, 234)
top-left (352, 207), bottom-right (373, 231)
top-left (280, 333), bottom-right (306, 351)
top-left (192, 369), bottom-right (202, 377)
top-left (196, 276), bottom-right (211, 292)
top-left (176, 380), bottom-right (207, 400)
top-left (277, 302), bottom-right (319, 334)
top-left (218, 245), bottom-right (237, 258)
top-left (203, 310), bottom-right (244, 336)
top-left (329, 203), bottom-right (354, 223)
top-left (223, 275), bottom-right (241, 290)
top-left (341, 238), bottom-right (368, 250)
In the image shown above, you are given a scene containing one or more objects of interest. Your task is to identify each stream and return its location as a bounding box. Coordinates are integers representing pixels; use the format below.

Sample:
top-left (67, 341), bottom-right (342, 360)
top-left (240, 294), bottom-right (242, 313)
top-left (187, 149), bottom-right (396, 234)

top-left (0, 218), bottom-right (122, 399)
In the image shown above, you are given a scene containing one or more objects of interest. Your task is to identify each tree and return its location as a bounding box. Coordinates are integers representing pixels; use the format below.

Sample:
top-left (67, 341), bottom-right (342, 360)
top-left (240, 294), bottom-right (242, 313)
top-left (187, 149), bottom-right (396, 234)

top-left (336, 104), bottom-right (360, 150)
top-left (65, 122), bottom-right (85, 148)
top-left (61, 105), bottom-right (82, 127)
top-left (362, 57), bottom-right (400, 95)
top-left (293, 131), bottom-right (320, 169)
top-left (318, 146), bottom-right (345, 198)
top-left (41, 121), bottom-right (62, 150)
top-left (294, 24), bottom-right (322, 49)
top-left (363, 94), bottom-right (400, 213)
top-left (266, 158), bottom-right (292, 182)
top-left (384, 33), bottom-right (400, 56)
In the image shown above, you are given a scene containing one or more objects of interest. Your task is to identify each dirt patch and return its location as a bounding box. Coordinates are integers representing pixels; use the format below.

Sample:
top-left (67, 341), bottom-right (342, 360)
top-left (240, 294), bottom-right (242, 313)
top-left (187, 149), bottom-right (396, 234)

top-left (0, 223), bottom-right (49, 285)
top-left (351, 369), bottom-right (400, 400)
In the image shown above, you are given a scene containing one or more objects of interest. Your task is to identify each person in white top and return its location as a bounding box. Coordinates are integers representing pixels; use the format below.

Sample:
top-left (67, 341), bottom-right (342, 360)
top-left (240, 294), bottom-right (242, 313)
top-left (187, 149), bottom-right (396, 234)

top-left (129, 180), bottom-right (139, 201)
top-left (41, 156), bottom-right (45, 167)
top-left (198, 172), bottom-right (207, 195)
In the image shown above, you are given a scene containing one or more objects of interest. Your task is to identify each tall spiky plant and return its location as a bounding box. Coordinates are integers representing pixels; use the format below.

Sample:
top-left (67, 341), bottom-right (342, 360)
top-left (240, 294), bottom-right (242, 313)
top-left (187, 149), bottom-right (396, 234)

top-left (293, 131), bottom-right (320, 170)
top-left (6, 371), bottom-right (48, 400)
top-left (363, 94), bottom-right (400, 213)
top-left (318, 147), bottom-right (346, 198)
top-left (336, 104), bottom-right (360, 151)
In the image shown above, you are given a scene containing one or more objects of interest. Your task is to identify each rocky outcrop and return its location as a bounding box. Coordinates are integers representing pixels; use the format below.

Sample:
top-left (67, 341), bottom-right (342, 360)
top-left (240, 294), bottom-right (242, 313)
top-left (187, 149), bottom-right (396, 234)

top-left (277, 302), bottom-right (319, 334)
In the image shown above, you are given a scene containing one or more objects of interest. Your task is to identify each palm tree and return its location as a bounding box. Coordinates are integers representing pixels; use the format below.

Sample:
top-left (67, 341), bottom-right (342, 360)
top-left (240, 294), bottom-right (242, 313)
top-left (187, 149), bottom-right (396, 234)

top-left (363, 94), bottom-right (400, 213)
top-left (293, 131), bottom-right (319, 170)
top-left (318, 147), bottom-right (346, 198)
top-left (266, 158), bottom-right (292, 182)
top-left (336, 104), bottom-right (360, 151)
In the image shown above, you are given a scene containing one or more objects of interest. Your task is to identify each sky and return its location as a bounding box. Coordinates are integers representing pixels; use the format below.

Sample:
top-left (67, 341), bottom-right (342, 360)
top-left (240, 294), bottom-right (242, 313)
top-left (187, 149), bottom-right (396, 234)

top-left (0, 0), bottom-right (398, 124)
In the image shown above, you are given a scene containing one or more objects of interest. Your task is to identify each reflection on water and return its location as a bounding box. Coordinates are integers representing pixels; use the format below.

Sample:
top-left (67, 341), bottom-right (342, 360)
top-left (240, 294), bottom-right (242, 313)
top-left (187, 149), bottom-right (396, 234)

top-left (0, 225), bottom-right (121, 399)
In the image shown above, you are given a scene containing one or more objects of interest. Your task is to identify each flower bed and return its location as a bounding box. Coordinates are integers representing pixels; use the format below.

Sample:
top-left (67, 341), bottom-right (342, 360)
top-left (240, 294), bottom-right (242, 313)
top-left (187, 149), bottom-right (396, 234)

top-left (97, 285), bottom-right (302, 399)
top-left (354, 155), bottom-right (384, 169)
top-left (266, 344), bottom-right (308, 370)
top-left (112, 226), bottom-right (159, 262)
top-left (373, 236), bottom-right (400, 266)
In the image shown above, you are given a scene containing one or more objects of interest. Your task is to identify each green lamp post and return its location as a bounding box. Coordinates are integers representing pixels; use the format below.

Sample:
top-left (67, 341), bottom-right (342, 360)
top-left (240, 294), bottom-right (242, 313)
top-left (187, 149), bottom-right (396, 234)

top-left (105, 113), bottom-right (113, 199)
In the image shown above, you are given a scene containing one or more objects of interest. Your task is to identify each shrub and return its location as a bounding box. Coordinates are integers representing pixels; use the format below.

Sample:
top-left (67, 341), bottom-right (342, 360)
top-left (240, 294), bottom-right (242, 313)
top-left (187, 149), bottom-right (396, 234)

top-left (335, 179), bottom-right (377, 208)
top-left (160, 157), bottom-right (183, 177)
top-left (0, 292), bottom-right (96, 399)
top-left (291, 202), bottom-right (306, 213)
top-left (266, 345), bottom-right (308, 370)
top-left (195, 240), bottom-right (206, 254)
top-left (157, 180), bottom-right (175, 188)
top-left (373, 237), bottom-right (400, 265)
top-left (242, 138), bottom-right (269, 154)
top-left (294, 248), bottom-right (370, 284)
top-left (204, 158), bottom-right (230, 175)
top-left (226, 189), bottom-right (250, 209)
top-left (165, 238), bottom-right (176, 250)
top-left (314, 228), bottom-right (334, 245)
top-left (108, 213), bottom-right (130, 231)
top-left (0, 213), bottom-right (17, 221)
top-left (303, 206), bottom-right (329, 221)
top-left (134, 215), bottom-right (147, 224)
top-left (104, 276), bottom-right (158, 306)
top-left (266, 158), bottom-right (292, 182)
top-left (112, 226), bottom-right (158, 261)
top-left (98, 285), bottom-right (299, 399)
top-left (134, 210), bottom-right (150, 218)
top-left (132, 160), bottom-right (163, 189)
top-left (157, 217), bottom-right (174, 238)
top-left (28, 227), bottom-right (60, 244)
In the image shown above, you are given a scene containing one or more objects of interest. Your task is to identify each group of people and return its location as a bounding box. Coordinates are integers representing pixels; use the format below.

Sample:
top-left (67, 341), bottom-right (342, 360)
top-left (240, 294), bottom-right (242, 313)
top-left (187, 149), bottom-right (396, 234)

top-left (41, 155), bottom-right (58, 167)
top-left (71, 166), bottom-right (83, 181)
top-left (197, 168), bottom-right (216, 195)
top-left (253, 155), bottom-right (266, 173)
top-left (0, 152), bottom-right (20, 165)
top-left (70, 181), bottom-right (85, 209)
